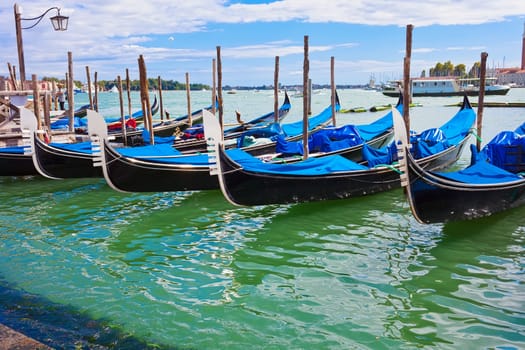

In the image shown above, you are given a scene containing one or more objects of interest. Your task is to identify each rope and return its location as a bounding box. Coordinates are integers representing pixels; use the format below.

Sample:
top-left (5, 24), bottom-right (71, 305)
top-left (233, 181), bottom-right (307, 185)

top-left (373, 162), bottom-right (402, 174)
top-left (469, 128), bottom-right (483, 143)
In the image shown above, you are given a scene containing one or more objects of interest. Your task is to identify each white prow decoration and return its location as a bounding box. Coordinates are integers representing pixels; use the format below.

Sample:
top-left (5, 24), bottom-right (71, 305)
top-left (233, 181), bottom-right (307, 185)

top-left (203, 109), bottom-right (222, 176)
top-left (392, 107), bottom-right (410, 188)
top-left (87, 109), bottom-right (108, 168)
top-left (19, 107), bottom-right (38, 156)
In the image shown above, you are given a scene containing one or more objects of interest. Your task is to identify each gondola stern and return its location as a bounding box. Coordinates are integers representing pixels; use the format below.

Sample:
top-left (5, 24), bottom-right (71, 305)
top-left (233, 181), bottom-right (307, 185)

top-left (392, 106), bottom-right (427, 224)
top-left (19, 107), bottom-right (37, 157)
top-left (87, 109), bottom-right (122, 191)
top-left (461, 94), bottom-right (473, 110)
top-left (203, 110), bottom-right (245, 207)
top-left (20, 108), bottom-right (58, 179)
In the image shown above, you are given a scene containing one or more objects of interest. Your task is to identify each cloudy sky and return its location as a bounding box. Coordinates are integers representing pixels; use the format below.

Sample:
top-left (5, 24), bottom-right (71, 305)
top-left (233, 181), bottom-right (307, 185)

top-left (1, 0), bottom-right (525, 86)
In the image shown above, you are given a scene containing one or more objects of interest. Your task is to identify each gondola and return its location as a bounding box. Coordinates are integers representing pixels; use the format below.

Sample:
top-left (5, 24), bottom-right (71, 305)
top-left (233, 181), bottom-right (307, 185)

top-left (50, 96), bottom-right (159, 131)
top-left (89, 109), bottom-right (218, 192)
top-left (205, 96), bottom-right (476, 206)
top-left (172, 92), bottom-right (292, 153)
top-left (271, 94), bottom-right (402, 162)
top-left (0, 108), bottom-right (38, 176)
top-left (88, 92), bottom-right (397, 193)
top-left (0, 146), bottom-right (36, 176)
top-left (394, 110), bottom-right (525, 223)
top-left (25, 101), bottom-right (211, 180)
top-left (86, 94), bottom-right (292, 192)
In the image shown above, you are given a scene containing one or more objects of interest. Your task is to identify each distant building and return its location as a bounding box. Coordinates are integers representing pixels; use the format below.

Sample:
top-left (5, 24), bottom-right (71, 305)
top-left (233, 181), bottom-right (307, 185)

top-left (497, 21), bottom-right (525, 87)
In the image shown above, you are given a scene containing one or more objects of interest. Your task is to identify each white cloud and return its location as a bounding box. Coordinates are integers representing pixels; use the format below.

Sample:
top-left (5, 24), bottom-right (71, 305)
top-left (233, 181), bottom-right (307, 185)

top-left (1, 0), bottom-right (524, 84)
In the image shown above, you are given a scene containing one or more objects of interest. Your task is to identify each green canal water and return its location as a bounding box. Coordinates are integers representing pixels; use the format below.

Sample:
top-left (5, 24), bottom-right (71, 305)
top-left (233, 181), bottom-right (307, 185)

top-left (0, 89), bottom-right (524, 349)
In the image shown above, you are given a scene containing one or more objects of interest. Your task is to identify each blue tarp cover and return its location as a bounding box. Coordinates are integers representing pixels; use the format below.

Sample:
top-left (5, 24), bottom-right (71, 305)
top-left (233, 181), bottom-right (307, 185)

top-left (514, 121), bottom-right (525, 135)
top-left (237, 123), bottom-right (286, 147)
top-left (437, 160), bottom-right (523, 184)
top-left (409, 105), bottom-right (476, 158)
top-left (435, 124), bottom-right (525, 184)
top-left (482, 130), bottom-right (525, 173)
top-left (115, 144), bottom-right (211, 165)
top-left (275, 124), bottom-right (364, 156)
top-left (410, 128), bottom-right (450, 159)
top-left (355, 104), bottom-right (400, 141)
top-left (274, 104), bottom-right (399, 156)
top-left (362, 142), bottom-right (398, 168)
top-left (49, 141), bottom-right (94, 154)
top-left (439, 106), bottom-right (477, 145)
top-left (141, 130), bottom-right (175, 145)
top-left (0, 146), bottom-right (27, 154)
top-left (51, 116), bottom-right (86, 130)
top-left (280, 103), bottom-right (339, 137)
top-left (227, 148), bottom-right (367, 175)
top-left (116, 143), bottom-right (180, 157)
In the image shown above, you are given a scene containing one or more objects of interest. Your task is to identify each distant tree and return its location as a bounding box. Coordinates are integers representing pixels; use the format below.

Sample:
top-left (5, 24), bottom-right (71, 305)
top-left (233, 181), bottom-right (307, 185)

top-left (469, 62), bottom-right (481, 78)
top-left (428, 61), bottom-right (475, 78)
top-left (420, 70), bottom-right (426, 78)
top-left (443, 61), bottom-right (454, 76)
top-left (454, 64), bottom-right (467, 77)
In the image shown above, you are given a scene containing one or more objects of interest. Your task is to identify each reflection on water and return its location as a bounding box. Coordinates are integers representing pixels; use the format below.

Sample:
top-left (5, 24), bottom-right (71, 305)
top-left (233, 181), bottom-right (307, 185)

top-left (0, 89), bottom-right (524, 348)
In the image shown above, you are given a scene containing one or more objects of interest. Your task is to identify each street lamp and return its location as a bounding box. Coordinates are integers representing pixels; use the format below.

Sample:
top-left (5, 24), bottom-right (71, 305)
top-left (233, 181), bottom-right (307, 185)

top-left (14, 3), bottom-right (69, 88)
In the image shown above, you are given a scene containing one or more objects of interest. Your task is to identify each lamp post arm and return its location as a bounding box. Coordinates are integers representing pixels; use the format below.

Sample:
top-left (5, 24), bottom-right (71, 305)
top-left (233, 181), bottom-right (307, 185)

top-left (21, 7), bottom-right (61, 30)
top-left (13, 3), bottom-right (68, 87)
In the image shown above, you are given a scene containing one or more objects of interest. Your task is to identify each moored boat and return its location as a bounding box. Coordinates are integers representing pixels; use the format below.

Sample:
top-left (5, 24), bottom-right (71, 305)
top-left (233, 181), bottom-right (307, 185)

top-left (382, 77), bottom-right (510, 97)
top-left (204, 96), bottom-right (476, 206)
top-left (395, 111), bottom-right (525, 223)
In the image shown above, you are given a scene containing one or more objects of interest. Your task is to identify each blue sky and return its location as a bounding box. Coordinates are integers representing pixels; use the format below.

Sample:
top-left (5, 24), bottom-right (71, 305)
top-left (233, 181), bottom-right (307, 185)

top-left (1, 1), bottom-right (525, 86)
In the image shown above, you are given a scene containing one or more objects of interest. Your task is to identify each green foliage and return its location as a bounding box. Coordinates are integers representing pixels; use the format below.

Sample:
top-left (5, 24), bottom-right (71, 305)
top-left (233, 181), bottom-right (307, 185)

top-left (42, 76), bottom-right (82, 88)
top-left (428, 61), bottom-right (478, 78)
top-left (97, 78), bottom-right (210, 91)
top-left (41, 77), bottom-right (210, 91)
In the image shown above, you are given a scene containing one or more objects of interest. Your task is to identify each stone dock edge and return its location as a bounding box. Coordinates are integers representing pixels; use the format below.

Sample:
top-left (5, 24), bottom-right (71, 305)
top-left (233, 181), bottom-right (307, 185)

top-left (0, 323), bottom-right (52, 350)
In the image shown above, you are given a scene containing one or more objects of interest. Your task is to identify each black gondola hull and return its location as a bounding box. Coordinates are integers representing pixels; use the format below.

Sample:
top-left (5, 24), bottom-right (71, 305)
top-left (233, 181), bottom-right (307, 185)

top-left (0, 152), bottom-right (37, 176)
top-left (103, 140), bottom-right (218, 192)
top-left (34, 136), bottom-right (101, 178)
top-left (405, 152), bottom-right (525, 223)
top-left (217, 136), bottom-right (469, 206)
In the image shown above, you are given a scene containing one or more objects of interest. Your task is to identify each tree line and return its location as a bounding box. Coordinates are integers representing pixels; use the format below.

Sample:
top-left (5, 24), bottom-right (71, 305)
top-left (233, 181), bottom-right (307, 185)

top-left (421, 61), bottom-right (484, 78)
top-left (41, 77), bottom-right (210, 91)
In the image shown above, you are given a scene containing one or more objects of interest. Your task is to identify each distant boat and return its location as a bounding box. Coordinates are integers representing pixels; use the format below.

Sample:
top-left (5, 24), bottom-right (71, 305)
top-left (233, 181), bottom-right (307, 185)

top-left (382, 77), bottom-right (510, 97)
top-left (108, 85), bottom-right (119, 93)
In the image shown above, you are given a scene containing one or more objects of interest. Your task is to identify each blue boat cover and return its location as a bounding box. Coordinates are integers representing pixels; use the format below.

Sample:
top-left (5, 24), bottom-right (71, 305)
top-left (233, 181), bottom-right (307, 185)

top-left (0, 145), bottom-right (27, 154)
top-left (275, 124), bottom-right (364, 156)
top-left (281, 103), bottom-right (339, 137)
top-left (181, 124), bottom-right (205, 139)
top-left (141, 129), bottom-right (175, 145)
top-left (514, 121), bottom-right (525, 135)
top-left (115, 143), bottom-right (211, 165)
top-left (237, 123), bottom-right (286, 147)
top-left (49, 141), bottom-right (94, 154)
top-left (355, 104), bottom-right (400, 141)
top-left (227, 148), bottom-right (367, 175)
top-left (362, 142), bottom-right (398, 168)
top-left (274, 103), bottom-right (399, 156)
top-left (51, 116), bottom-right (87, 130)
top-left (410, 105), bottom-right (476, 158)
top-left (435, 124), bottom-right (525, 184)
top-left (439, 106), bottom-right (477, 145)
top-left (437, 159), bottom-right (523, 184)
top-left (236, 103), bottom-right (337, 148)
top-left (482, 130), bottom-right (525, 173)
top-left (224, 101), bottom-right (291, 134)
top-left (116, 143), bottom-right (181, 157)
top-left (410, 128), bottom-right (450, 159)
